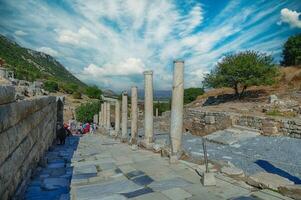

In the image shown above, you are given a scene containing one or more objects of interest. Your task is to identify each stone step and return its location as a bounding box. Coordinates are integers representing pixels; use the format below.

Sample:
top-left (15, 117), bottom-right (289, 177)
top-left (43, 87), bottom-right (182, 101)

top-left (232, 125), bottom-right (260, 133)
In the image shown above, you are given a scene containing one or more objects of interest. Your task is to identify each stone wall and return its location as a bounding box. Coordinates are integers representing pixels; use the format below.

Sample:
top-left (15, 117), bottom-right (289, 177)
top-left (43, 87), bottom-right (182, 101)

top-left (159, 108), bottom-right (301, 139)
top-left (0, 86), bottom-right (59, 199)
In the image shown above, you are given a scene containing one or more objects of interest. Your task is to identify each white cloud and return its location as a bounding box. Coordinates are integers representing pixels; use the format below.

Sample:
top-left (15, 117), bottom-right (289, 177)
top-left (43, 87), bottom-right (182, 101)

top-left (83, 58), bottom-right (146, 77)
top-left (279, 8), bottom-right (301, 28)
top-left (36, 46), bottom-right (58, 57)
top-left (14, 30), bottom-right (27, 36)
top-left (57, 26), bottom-right (96, 45)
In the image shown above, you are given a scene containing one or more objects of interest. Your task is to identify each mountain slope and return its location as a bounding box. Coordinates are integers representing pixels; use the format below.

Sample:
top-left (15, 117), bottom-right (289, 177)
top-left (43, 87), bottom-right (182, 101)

top-left (0, 34), bottom-right (86, 87)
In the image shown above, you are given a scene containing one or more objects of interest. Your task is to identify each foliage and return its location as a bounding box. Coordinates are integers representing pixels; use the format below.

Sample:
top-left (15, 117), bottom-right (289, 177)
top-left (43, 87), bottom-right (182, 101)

top-left (43, 80), bottom-right (59, 92)
top-left (184, 87), bottom-right (204, 104)
top-left (75, 100), bottom-right (100, 123)
top-left (203, 50), bottom-right (278, 98)
top-left (72, 91), bottom-right (82, 99)
top-left (266, 108), bottom-right (297, 118)
top-left (85, 85), bottom-right (102, 99)
top-left (60, 82), bottom-right (78, 94)
top-left (282, 34), bottom-right (301, 66)
top-left (154, 100), bottom-right (171, 115)
top-left (0, 34), bottom-right (86, 87)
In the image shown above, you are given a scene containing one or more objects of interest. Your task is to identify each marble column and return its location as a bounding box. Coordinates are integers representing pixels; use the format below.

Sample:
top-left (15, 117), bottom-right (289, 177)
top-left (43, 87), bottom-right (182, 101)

top-left (115, 100), bottom-right (121, 135)
top-left (106, 102), bottom-right (111, 129)
top-left (121, 92), bottom-right (128, 141)
top-left (170, 60), bottom-right (184, 161)
top-left (155, 108), bottom-right (159, 117)
top-left (103, 102), bottom-right (107, 127)
top-left (143, 71), bottom-right (154, 145)
top-left (131, 86), bottom-right (138, 144)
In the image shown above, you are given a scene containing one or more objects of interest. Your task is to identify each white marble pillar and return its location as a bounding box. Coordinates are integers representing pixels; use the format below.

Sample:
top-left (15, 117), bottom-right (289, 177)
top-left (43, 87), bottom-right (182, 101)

top-left (155, 108), bottom-right (159, 117)
top-left (121, 92), bottom-right (128, 141)
top-left (106, 102), bottom-right (111, 129)
top-left (131, 86), bottom-right (138, 144)
top-left (115, 100), bottom-right (121, 135)
top-left (143, 71), bottom-right (154, 145)
top-left (103, 102), bottom-right (107, 127)
top-left (170, 60), bottom-right (184, 161)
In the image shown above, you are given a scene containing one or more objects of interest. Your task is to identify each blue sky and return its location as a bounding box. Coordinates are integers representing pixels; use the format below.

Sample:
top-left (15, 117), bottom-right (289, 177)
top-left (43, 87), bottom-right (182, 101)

top-left (0, 0), bottom-right (301, 91)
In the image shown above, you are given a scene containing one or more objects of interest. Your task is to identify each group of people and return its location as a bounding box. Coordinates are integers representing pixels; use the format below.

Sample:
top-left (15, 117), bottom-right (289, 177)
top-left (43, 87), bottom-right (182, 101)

top-left (56, 119), bottom-right (97, 145)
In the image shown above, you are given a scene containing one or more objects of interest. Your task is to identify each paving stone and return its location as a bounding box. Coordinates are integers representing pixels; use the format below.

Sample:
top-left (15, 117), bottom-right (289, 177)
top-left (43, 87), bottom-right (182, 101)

top-left (161, 187), bottom-right (192, 200)
top-left (47, 162), bottom-right (65, 169)
top-left (73, 164), bottom-right (97, 175)
top-left (126, 170), bottom-right (145, 179)
top-left (251, 189), bottom-right (294, 200)
top-left (42, 177), bottom-right (69, 190)
top-left (121, 187), bottom-right (154, 198)
top-left (278, 184), bottom-right (301, 200)
top-left (132, 175), bottom-right (154, 186)
top-left (148, 177), bottom-right (192, 191)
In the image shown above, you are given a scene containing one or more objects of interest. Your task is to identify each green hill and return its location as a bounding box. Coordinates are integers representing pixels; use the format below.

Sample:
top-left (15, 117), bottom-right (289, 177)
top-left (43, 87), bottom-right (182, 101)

top-left (0, 34), bottom-right (86, 88)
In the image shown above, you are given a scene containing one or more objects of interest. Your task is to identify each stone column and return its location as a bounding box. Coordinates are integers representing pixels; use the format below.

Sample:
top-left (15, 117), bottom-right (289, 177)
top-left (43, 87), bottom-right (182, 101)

top-left (103, 102), bottom-right (107, 127)
top-left (170, 60), bottom-right (184, 162)
top-left (121, 92), bottom-right (128, 141)
top-left (115, 100), bottom-right (121, 135)
top-left (155, 108), bottom-right (159, 117)
top-left (143, 71), bottom-right (154, 145)
top-left (131, 86), bottom-right (138, 144)
top-left (106, 102), bottom-right (111, 129)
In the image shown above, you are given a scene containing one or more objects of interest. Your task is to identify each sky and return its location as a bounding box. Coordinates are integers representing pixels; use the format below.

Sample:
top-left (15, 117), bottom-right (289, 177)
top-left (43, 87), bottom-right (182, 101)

top-left (0, 0), bottom-right (301, 92)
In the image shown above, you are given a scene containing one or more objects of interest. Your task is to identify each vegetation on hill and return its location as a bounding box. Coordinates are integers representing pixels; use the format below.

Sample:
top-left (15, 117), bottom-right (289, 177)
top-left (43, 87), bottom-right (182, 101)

top-left (203, 50), bottom-right (278, 98)
top-left (282, 34), bottom-right (301, 66)
top-left (0, 34), bottom-right (86, 88)
top-left (184, 87), bottom-right (204, 104)
top-left (85, 85), bottom-right (102, 99)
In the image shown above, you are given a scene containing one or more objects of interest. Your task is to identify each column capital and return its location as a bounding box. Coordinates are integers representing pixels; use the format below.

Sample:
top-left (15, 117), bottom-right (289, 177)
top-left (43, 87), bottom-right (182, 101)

top-left (143, 70), bottom-right (153, 75)
top-left (173, 60), bottom-right (184, 64)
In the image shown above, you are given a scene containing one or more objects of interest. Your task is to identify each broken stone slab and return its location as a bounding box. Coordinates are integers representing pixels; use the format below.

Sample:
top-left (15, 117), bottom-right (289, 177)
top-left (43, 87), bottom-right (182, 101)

top-left (0, 85), bottom-right (15, 105)
top-left (278, 184), bottom-right (301, 200)
top-left (41, 177), bottom-right (69, 190)
top-left (202, 172), bottom-right (216, 186)
top-left (251, 189), bottom-right (294, 200)
top-left (247, 172), bottom-right (294, 191)
top-left (221, 166), bottom-right (245, 178)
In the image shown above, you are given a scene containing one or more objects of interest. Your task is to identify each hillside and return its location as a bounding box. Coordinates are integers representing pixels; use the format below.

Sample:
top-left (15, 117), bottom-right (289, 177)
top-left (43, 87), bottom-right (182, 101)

top-left (0, 34), bottom-right (86, 87)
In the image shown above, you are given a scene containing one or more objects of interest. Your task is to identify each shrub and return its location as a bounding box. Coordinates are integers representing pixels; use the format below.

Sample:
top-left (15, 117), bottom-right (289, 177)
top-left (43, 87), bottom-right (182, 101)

top-left (184, 88), bottom-right (204, 104)
top-left (72, 91), bottom-right (82, 99)
top-left (85, 85), bottom-right (102, 99)
top-left (282, 34), bottom-right (301, 66)
top-left (43, 80), bottom-right (59, 92)
top-left (75, 100), bottom-right (101, 123)
top-left (203, 50), bottom-right (278, 98)
top-left (60, 83), bottom-right (78, 94)
top-left (154, 100), bottom-right (171, 115)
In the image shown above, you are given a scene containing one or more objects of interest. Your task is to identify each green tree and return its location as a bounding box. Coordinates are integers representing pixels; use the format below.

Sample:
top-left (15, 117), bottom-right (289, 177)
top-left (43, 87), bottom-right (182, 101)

top-left (72, 91), bottom-right (82, 99)
top-left (184, 87), bottom-right (204, 104)
top-left (75, 100), bottom-right (100, 123)
top-left (43, 80), bottom-right (59, 92)
top-left (60, 83), bottom-right (78, 94)
top-left (203, 51), bottom-right (278, 98)
top-left (282, 34), bottom-right (301, 66)
top-left (85, 85), bottom-right (102, 99)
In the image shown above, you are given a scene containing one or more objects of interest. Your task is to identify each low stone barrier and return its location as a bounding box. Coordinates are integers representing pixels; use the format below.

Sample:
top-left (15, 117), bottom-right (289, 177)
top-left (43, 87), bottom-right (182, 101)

top-left (0, 86), bottom-right (59, 199)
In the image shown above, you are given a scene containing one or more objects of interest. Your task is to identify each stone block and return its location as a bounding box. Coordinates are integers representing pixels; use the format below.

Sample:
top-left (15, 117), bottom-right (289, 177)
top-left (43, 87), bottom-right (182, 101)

top-left (247, 172), bottom-right (294, 191)
top-left (278, 184), bottom-right (301, 200)
top-left (161, 187), bottom-right (192, 200)
top-left (221, 166), bottom-right (244, 178)
top-left (0, 85), bottom-right (15, 105)
top-left (205, 116), bottom-right (215, 124)
top-left (202, 172), bottom-right (216, 186)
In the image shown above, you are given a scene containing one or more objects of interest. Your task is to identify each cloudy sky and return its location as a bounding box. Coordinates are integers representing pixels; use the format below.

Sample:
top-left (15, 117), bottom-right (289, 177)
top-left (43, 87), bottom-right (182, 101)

top-left (0, 0), bottom-right (300, 91)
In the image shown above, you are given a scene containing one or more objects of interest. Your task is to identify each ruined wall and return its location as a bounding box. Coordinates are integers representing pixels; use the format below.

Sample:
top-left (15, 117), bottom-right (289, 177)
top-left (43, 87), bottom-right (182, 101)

top-left (0, 86), bottom-right (58, 199)
top-left (159, 108), bottom-right (301, 139)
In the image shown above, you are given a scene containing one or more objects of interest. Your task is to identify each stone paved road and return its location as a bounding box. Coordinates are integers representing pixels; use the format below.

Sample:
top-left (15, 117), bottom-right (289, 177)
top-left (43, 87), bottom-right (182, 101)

top-left (23, 132), bottom-right (294, 200)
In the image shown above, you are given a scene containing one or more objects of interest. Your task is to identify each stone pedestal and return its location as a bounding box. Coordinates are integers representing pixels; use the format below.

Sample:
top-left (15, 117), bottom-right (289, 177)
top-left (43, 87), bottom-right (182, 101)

top-left (170, 61), bottom-right (184, 162)
top-left (121, 92), bottom-right (128, 141)
top-left (115, 100), bottom-right (120, 136)
top-left (202, 172), bottom-right (216, 186)
top-left (106, 102), bottom-right (111, 129)
top-left (143, 71), bottom-right (154, 145)
top-left (131, 86), bottom-right (138, 144)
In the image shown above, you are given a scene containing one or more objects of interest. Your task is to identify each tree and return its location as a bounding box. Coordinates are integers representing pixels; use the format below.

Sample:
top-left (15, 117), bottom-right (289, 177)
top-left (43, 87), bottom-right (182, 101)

top-left (85, 85), bottom-right (102, 99)
top-left (203, 51), bottom-right (278, 98)
top-left (60, 83), bottom-right (78, 94)
top-left (75, 100), bottom-right (100, 123)
top-left (282, 34), bottom-right (301, 66)
top-left (184, 88), bottom-right (204, 104)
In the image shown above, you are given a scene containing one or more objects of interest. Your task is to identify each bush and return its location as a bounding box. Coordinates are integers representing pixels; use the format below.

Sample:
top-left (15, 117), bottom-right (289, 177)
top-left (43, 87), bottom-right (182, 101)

top-left (184, 88), bottom-right (204, 104)
top-left (60, 83), bottom-right (78, 94)
top-left (72, 91), bottom-right (82, 99)
top-left (282, 34), bottom-right (301, 66)
top-left (43, 80), bottom-right (59, 92)
top-left (203, 50), bottom-right (278, 98)
top-left (85, 85), bottom-right (102, 99)
top-left (154, 100), bottom-right (171, 115)
top-left (75, 100), bottom-right (100, 123)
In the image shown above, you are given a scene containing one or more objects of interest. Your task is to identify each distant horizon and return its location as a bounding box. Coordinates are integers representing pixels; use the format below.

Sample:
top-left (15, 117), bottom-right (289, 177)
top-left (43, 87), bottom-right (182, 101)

top-left (0, 0), bottom-right (300, 91)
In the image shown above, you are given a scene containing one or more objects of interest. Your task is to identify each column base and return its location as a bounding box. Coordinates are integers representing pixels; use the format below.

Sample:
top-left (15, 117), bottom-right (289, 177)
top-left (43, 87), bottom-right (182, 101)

top-left (202, 172), bottom-right (216, 186)
top-left (121, 138), bottom-right (128, 143)
top-left (131, 144), bottom-right (138, 151)
top-left (169, 155), bottom-right (179, 164)
top-left (139, 140), bottom-right (154, 150)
